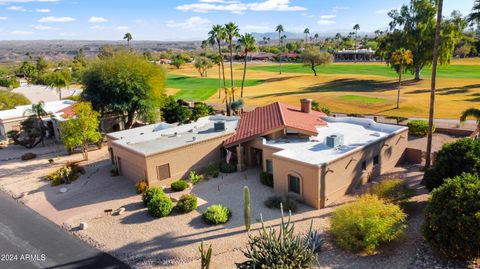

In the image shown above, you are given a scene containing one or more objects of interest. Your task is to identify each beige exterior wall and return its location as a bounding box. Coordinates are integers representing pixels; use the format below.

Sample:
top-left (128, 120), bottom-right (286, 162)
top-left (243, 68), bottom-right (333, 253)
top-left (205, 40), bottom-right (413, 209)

top-left (0, 118), bottom-right (22, 138)
top-left (260, 129), bottom-right (408, 209)
top-left (109, 143), bottom-right (148, 183)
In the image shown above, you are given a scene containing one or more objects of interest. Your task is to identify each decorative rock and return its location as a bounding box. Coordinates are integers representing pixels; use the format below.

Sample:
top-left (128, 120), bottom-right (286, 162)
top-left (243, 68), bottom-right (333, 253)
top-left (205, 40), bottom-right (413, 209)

top-left (117, 207), bottom-right (125, 215)
top-left (59, 187), bottom-right (68, 193)
top-left (79, 222), bottom-right (88, 230)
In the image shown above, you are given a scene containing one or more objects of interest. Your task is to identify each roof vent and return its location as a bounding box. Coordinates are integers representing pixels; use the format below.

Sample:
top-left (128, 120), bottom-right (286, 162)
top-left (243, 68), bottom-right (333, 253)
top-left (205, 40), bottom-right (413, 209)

top-left (326, 133), bottom-right (344, 148)
top-left (214, 121), bottom-right (226, 132)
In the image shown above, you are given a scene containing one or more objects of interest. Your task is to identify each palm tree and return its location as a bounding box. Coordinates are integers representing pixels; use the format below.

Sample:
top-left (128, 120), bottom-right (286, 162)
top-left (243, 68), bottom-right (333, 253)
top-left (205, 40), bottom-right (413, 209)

top-left (123, 32), bottom-right (133, 48)
top-left (304, 28), bottom-right (310, 43)
top-left (48, 73), bottom-right (68, 100)
top-left (224, 22), bottom-right (240, 102)
top-left (201, 40), bottom-right (208, 55)
top-left (239, 33), bottom-right (256, 98)
top-left (314, 33), bottom-right (319, 44)
top-left (208, 25), bottom-right (229, 115)
top-left (388, 49), bottom-right (413, 109)
top-left (263, 36), bottom-right (267, 46)
top-left (275, 24), bottom-right (284, 45)
top-left (353, 24), bottom-right (360, 62)
top-left (460, 108), bottom-right (480, 135)
top-left (467, 0), bottom-right (480, 26)
top-left (425, 0), bottom-right (443, 169)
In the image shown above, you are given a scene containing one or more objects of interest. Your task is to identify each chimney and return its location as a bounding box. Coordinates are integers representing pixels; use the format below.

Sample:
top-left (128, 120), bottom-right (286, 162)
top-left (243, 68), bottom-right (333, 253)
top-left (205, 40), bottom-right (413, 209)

top-left (300, 98), bottom-right (312, 114)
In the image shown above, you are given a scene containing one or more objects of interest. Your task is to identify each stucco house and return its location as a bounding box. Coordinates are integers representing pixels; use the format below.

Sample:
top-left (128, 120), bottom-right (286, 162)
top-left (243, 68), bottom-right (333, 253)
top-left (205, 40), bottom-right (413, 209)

top-left (107, 99), bottom-right (408, 209)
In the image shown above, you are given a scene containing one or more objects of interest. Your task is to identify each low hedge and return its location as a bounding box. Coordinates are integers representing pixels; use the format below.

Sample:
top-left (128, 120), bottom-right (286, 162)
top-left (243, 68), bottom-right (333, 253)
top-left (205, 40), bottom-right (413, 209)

top-left (142, 187), bottom-right (164, 206)
top-left (264, 195), bottom-right (298, 212)
top-left (219, 162), bottom-right (236, 173)
top-left (330, 195), bottom-right (406, 255)
top-left (367, 179), bottom-right (414, 204)
top-left (407, 120), bottom-right (434, 136)
top-left (177, 194), bottom-right (198, 213)
top-left (147, 194), bottom-right (173, 218)
top-left (171, 180), bottom-right (189, 192)
top-left (259, 172), bottom-right (273, 187)
top-left (203, 204), bottom-right (231, 225)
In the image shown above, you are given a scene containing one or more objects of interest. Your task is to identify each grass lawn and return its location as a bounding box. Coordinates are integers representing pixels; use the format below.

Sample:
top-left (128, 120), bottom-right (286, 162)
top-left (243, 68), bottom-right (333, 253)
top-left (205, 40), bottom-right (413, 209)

top-left (166, 74), bottom-right (264, 101)
top-left (248, 63), bottom-right (480, 79)
top-left (338, 95), bottom-right (387, 104)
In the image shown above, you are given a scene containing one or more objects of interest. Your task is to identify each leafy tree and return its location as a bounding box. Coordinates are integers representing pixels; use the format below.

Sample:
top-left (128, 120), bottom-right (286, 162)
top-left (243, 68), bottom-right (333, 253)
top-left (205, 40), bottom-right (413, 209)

top-left (302, 48), bottom-right (333, 76)
top-left (82, 52), bottom-right (166, 129)
top-left (194, 56), bottom-right (213, 77)
top-left (170, 57), bottom-right (186, 69)
top-left (17, 61), bottom-right (37, 83)
top-left (60, 102), bottom-right (102, 161)
top-left (123, 32), bottom-right (133, 48)
top-left (161, 96), bottom-right (192, 124)
top-left (45, 70), bottom-right (71, 100)
top-left (36, 57), bottom-right (49, 75)
top-left (388, 48), bottom-right (413, 108)
top-left (191, 102), bottom-right (213, 121)
top-left (384, 1), bottom-right (466, 80)
top-left (72, 48), bottom-right (88, 82)
top-left (239, 33), bottom-right (256, 98)
top-left (8, 102), bottom-right (47, 148)
top-left (0, 90), bottom-right (30, 110)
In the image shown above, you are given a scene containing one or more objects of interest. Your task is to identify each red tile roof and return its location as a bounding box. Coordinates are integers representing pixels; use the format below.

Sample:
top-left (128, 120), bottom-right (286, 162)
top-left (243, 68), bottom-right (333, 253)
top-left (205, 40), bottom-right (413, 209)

top-left (224, 102), bottom-right (327, 147)
top-left (56, 105), bottom-right (75, 118)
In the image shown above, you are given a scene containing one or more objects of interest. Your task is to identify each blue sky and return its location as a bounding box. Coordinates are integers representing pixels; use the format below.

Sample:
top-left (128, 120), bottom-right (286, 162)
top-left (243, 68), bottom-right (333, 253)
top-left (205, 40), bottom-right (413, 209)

top-left (0, 0), bottom-right (474, 40)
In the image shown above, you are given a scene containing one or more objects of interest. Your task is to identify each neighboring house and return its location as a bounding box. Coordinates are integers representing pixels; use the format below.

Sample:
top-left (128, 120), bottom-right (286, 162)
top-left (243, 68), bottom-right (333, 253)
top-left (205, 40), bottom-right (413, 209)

top-left (107, 100), bottom-right (408, 209)
top-left (333, 48), bottom-right (377, 62)
top-left (0, 100), bottom-right (76, 140)
top-left (106, 116), bottom-right (239, 185)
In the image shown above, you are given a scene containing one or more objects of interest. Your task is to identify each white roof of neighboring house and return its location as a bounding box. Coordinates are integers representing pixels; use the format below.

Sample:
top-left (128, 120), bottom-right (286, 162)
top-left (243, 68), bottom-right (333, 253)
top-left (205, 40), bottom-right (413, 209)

top-left (0, 100), bottom-right (75, 121)
top-left (265, 116), bottom-right (407, 166)
top-left (109, 116), bottom-right (239, 156)
top-left (12, 84), bottom-right (82, 103)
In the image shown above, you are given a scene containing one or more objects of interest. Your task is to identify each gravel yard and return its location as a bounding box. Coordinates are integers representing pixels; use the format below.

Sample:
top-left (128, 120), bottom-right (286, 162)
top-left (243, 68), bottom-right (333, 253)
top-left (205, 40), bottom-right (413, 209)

top-left (1, 140), bottom-right (474, 269)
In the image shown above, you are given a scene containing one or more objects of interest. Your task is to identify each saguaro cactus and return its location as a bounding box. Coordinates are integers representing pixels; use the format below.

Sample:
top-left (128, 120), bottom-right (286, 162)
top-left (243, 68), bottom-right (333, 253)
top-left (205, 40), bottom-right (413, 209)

top-left (244, 186), bottom-right (251, 231)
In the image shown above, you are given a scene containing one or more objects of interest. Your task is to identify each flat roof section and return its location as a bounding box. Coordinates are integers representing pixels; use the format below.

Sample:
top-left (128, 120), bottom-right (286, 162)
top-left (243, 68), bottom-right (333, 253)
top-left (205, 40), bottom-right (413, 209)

top-left (111, 116), bottom-right (239, 156)
top-left (0, 100), bottom-right (75, 121)
top-left (265, 117), bottom-right (407, 166)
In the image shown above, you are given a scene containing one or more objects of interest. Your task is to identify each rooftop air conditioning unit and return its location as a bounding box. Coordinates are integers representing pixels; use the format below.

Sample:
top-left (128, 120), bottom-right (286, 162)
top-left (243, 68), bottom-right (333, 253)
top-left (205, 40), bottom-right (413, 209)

top-left (214, 121), bottom-right (226, 132)
top-left (326, 133), bottom-right (344, 148)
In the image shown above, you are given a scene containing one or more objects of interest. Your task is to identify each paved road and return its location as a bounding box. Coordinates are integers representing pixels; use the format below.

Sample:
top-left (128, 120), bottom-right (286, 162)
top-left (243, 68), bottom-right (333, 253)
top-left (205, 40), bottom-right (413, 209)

top-left (0, 192), bottom-right (130, 269)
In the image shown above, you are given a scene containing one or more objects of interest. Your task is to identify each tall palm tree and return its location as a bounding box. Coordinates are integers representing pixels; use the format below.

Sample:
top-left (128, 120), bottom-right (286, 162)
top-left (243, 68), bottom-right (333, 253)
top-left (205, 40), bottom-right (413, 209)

top-left (275, 24), bottom-right (284, 75)
top-left (460, 108), bottom-right (480, 135)
top-left (224, 22), bottom-right (240, 102)
top-left (314, 33), bottom-right (319, 44)
top-left (239, 33), bottom-right (256, 98)
top-left (201, 40), bottom-right (208, 55)
top-left (425, 0), bottom-right (443, 169)
top-left (263, 36), bottom-right (267, 46)
top-left (208, 24), bottom-right (229, 115)
top-left (304, 28), bottom-right (310, 43)
top-left (467, 0), bottom-right (480, 26)
top-left (123, 32), bottom-right (133, 48)
top-left (353, 24), bottom-right (360, 62)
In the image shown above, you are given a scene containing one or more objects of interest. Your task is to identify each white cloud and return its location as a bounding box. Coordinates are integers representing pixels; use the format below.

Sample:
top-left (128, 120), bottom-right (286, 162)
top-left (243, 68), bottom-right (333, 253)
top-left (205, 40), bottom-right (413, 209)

top-left (31, 24), bottom-right (54, 30)
top-left (177, 0), bottom-right (306, 13)
top-left (11, 30), bottom-right (33, 35)
top-left (38, 16), bottom-right (75, 22)
top-left (332, 6), bottom-right (348, 13)
top-left (7, 5), bottom-right (28, 11)
top-left (35, 8), bottom-right (50, 12)
top-left (89, 16), bottom-right (108, 23)
top-left (301, 13), bottom-right (314, 18)
top-left (166, 16), bottom-right (211, 30)
top-left (319, 14), bottom-right (336, 19)
top-left (115, 26), bottom-right (129, 30)
top-left (317, 19), bottom-right (336, 25)
top-left (0, 16), bottom-right (7, 20)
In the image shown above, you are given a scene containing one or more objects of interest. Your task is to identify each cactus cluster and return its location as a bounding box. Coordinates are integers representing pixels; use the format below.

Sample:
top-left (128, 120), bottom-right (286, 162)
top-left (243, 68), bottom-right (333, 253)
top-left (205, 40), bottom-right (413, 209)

top-left (237, 204), bottom-right (319, 269)
top-left (199, 241), bottom-right (212, 269)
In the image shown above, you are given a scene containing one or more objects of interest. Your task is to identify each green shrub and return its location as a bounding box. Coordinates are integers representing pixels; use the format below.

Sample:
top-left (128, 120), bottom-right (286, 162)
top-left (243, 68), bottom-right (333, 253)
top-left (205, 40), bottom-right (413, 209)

top-left (219, 162), bottom-right (236, 173)
top-left (171, 180), bottom-right (189, 192)
top-left (424, 138), bottom-right (480, 191)
top-left (147, 193), bottom-right (173, 218)
top-left (45, 162), bottom-right (85, 186)
top-left (237, 209), bottom-right (315, 269)
top-left (368, 179), bottom-right (414, 204)
top-left (135, 180), bottom-right (148, 194)
top-left (422, 173), bottom-right (480, 260)
top-left (203, 204), bottom-right (231, 225)
top-left (177, 194), bottom-right (198, 213)
top-left (205, 163), bottom-right (219, 178)
top-left (142, 187), bottom-right (164, 206)
top-left (407, 120), bottom-right (434, 136)
top-left (330, 195), bottom-right (406, 255)
top-left (259, 172), bottom-right (273, 187)
top-left (188, 171), bottom-right (204, 185)
top-left (312, 101), bottom-right (331, 116)
top-left (264, 195), bottom-right (298, 212)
